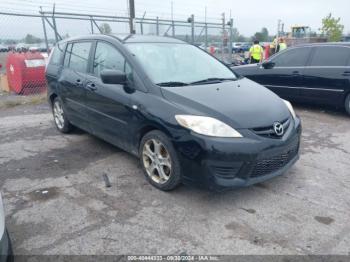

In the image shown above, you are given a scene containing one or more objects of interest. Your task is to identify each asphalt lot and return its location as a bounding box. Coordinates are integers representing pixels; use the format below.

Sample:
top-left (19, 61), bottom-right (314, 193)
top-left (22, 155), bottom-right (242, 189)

top-left (0, 101), bottom-right (350, 255)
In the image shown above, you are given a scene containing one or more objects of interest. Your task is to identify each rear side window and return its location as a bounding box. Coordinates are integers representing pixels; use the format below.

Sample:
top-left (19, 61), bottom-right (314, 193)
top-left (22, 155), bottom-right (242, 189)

top-left (310, 46), bottom-right (350, 66)
top-left (93, 42), bottom-right (125, 76)
top-left (49, 43), bottom-right (64, 65)
top-left (272, 47), bottom-right (311, 67)
top-left (64, 42), bottom-right (92, 73)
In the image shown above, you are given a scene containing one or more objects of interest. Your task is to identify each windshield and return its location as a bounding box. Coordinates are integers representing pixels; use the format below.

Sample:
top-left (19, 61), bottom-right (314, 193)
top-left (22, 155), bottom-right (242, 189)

top-left (126, 43), bottom-right (237, 85)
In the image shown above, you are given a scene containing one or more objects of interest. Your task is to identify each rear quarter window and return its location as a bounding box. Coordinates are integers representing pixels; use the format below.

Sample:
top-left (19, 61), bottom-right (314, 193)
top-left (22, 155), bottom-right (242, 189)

top-left (310, 46), bottom-right (350, 66)
top-left (49, 43), bottom-right (65, 65)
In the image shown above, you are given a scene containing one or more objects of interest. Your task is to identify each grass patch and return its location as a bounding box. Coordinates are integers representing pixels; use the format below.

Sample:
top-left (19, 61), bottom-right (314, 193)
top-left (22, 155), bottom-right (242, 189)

top-left (0, 93), bottom-right (47, 109)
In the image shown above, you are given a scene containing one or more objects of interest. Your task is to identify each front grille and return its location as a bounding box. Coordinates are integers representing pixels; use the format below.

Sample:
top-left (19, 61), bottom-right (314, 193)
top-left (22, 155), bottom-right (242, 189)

top-left (212, 166), bottom-right (239, 178)
top-left (210, 163), bottom-right (243, 179)
top-left (250, 139), bottom-right (299, 178)
top-left (252, 118), bottom-right (291, 138)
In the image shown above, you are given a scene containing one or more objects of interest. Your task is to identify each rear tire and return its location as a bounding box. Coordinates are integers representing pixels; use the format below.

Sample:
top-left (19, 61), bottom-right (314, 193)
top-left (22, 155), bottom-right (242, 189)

top-left (52, 97), bottom-right (73, 133)
top-left (345, 94), bottom-right (350, 116)
top-left (139, 130), bottom-right (182, 191)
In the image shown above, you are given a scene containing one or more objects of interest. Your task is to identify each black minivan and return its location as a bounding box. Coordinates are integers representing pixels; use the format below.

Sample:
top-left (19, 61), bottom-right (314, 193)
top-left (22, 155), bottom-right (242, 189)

top-left (233, 43), bottom-right (350, 115)
top-left (46, 34), bottom-right (301, 191)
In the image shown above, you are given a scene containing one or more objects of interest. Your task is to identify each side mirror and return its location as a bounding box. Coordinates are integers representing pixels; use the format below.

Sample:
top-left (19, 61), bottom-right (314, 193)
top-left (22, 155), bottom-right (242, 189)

top-left (100, 69), bottom-right (127, 85)
top-left (262, 61), bottom-right (275, 69)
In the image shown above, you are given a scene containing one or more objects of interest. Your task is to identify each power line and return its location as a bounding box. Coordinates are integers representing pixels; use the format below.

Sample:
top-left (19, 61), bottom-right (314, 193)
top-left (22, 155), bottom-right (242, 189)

top-left (0, 1), bottom-right (128, 16)
top-left (1, 0), bottom-right (221, 21)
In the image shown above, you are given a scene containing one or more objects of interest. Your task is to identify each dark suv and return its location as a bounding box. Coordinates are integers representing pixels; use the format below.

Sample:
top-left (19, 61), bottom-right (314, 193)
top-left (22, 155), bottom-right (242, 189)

top-left (233, 43), bottom-right (350, 115)
top-left (46, 34), bottom-right (301, 191)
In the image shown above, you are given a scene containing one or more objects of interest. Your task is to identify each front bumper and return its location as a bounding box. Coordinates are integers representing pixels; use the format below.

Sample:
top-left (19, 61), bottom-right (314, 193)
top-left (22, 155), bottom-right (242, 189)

top-left (0, 229), bottom-right (11, 262)
top-left (174, 117), bottom-right (302, 190)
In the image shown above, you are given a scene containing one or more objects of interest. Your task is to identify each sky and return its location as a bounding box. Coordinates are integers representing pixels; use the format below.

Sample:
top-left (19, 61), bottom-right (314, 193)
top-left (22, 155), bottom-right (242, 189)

top-left (0, 0), bottom-right (349, 39)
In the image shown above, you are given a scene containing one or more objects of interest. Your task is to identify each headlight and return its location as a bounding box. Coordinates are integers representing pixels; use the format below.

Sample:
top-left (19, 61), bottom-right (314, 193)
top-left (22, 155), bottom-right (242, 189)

top-left (283, 100), bottom-right (296, 120)
top-left (175, 115), bottom-right (242, 138)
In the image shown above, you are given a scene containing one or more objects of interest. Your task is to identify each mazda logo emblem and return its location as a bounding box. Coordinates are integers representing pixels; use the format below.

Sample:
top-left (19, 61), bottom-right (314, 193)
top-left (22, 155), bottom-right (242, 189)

top-left (273, 122), bottom-right (284, 136)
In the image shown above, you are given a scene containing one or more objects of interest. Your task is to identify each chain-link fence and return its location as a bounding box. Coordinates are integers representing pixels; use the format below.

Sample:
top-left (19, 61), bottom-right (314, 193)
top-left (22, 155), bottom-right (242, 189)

top-left (0, 10), bottom-right (235, 99)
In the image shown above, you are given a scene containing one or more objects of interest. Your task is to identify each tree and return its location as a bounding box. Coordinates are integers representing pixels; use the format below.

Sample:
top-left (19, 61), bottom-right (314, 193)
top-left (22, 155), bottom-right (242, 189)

top-left (253, 32), bottom-right (263, 42)
top-left (252, 28), bottom-right (269, 42)
top-left (100, 23), bottom-right (112, 34)
top-left (62, 33), bottom-right (70, 39)
top-left (320, 13), bottom-right (344, 42)
top-left (24, 34), bottom-right (41, 44)
top-left (261, 27), bottom-right (269, 41)
top-left (232, 28), bottom-right (247, 42)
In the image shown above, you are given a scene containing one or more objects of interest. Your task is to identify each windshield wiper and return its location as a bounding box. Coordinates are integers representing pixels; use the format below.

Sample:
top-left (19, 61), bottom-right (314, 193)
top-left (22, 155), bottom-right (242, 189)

top-left (156, 81), bottom-right (189, 87)
top-left (190, 78), bottom-right (236, 85)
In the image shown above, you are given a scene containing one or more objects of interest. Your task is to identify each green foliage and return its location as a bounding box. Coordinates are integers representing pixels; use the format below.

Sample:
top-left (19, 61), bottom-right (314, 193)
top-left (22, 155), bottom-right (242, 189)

top-left (261, 27), bottom-right (269, 41)
top-left (320, 13), bottom-right (344, 42)
top-left (24, 34), bottom-right (42, 44)
top-left (100, 23), bottom-right (112, 34)
top-left (232, 28), bottom-right (248, 42)
top-left (62, 33), bottom-right (70, 39)
top-left (253, 27), bottom-right (269, 42)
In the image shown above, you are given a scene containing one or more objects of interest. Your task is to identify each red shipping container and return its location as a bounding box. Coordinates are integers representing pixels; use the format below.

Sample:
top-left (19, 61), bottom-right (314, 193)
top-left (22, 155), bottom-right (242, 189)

top-left (6, 51), bottom-right (46, 95)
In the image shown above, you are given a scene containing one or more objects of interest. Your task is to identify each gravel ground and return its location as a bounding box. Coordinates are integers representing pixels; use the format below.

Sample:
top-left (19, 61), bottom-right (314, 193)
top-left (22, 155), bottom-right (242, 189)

top-left (0, 101), bottom-right (349, 255)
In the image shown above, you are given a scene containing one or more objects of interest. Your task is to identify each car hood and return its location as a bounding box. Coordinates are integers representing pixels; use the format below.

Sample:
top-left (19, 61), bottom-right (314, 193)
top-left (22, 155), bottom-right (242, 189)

top-left (161, 77), bottom-right (290, 129)
top-left (0, 193), bottom-right (4, 239)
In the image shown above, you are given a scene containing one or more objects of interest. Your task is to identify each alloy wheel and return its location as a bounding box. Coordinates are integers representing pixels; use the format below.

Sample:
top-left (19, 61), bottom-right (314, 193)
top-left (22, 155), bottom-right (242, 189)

top-left (53, 100), bottom-right (65, 129)
top-left (142, 139), bottom-right (172, 184)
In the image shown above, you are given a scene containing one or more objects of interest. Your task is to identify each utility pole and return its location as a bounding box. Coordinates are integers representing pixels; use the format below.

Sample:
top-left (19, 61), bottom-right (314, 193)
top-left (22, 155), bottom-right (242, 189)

top-left (221, 12), bottom-right (225, 61)
top-left (40, 6), bottom-right (49, 53)
top-left (129, 0), bottom-right (135, 34)
top-left (52, 3), bottom-right (59, 43)
top-left (204, 6), bottom-right (208, 49)
top-left (228, 18), bottom-right (233, 64)
top-left (275, 19), bottom-right (281, 52)
top-left (171, 1), bottom-right (174, 21)
top-left (171, 1), bottom-right (175, 37)
top-left (187, 14), bottom-right (194, 44)
top-left (140, 11), bottom-right (146, 35)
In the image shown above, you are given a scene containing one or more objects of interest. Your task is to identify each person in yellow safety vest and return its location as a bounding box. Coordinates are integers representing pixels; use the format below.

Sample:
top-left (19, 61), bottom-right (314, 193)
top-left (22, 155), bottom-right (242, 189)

top-left (278, 38), bottom-right (287, 52)
top-left (249, 40), bottom-right (264, 64)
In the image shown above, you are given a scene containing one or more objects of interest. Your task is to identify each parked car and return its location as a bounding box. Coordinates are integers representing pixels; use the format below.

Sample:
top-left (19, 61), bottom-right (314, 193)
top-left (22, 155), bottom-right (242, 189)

top-left (38, 43), bottom-right (49, 53)
top-left (46, 34), bottom-right (301, 191)
top-left (232, 42), bottom-right (251, 53)
top-left (15, 43), bottom-right (30, 52)
top-left (0, 192), bottom-right (12, 261)
top-left (0, 45), bottom-right (8, 52)
top-left (199, 43), bottom-right (219, 54)
top-left (233, 43), bottom-right (350, 115)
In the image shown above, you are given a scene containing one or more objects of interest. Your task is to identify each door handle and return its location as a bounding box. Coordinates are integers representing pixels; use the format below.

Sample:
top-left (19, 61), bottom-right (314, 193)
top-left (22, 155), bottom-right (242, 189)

top-left (342, 71), bottom-right (350, 76)
top-left (292, 71), bottom-right (300, 76)
top-left (86, 82), bottom-right (97, 91)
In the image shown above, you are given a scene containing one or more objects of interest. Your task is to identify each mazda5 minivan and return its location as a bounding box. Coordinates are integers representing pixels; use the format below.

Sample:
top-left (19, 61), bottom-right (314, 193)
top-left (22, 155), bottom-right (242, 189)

top-left (46, 34), bottom-right (301, 191)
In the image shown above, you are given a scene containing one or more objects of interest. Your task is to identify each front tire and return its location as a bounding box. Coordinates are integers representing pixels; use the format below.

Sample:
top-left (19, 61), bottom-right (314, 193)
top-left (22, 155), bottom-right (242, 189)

top-left (345, 94), bottom-right (350, 116)
top-left (139, 130), bottom-right (182, 191)
top-left (52, 97), bottom-right (73, 133)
